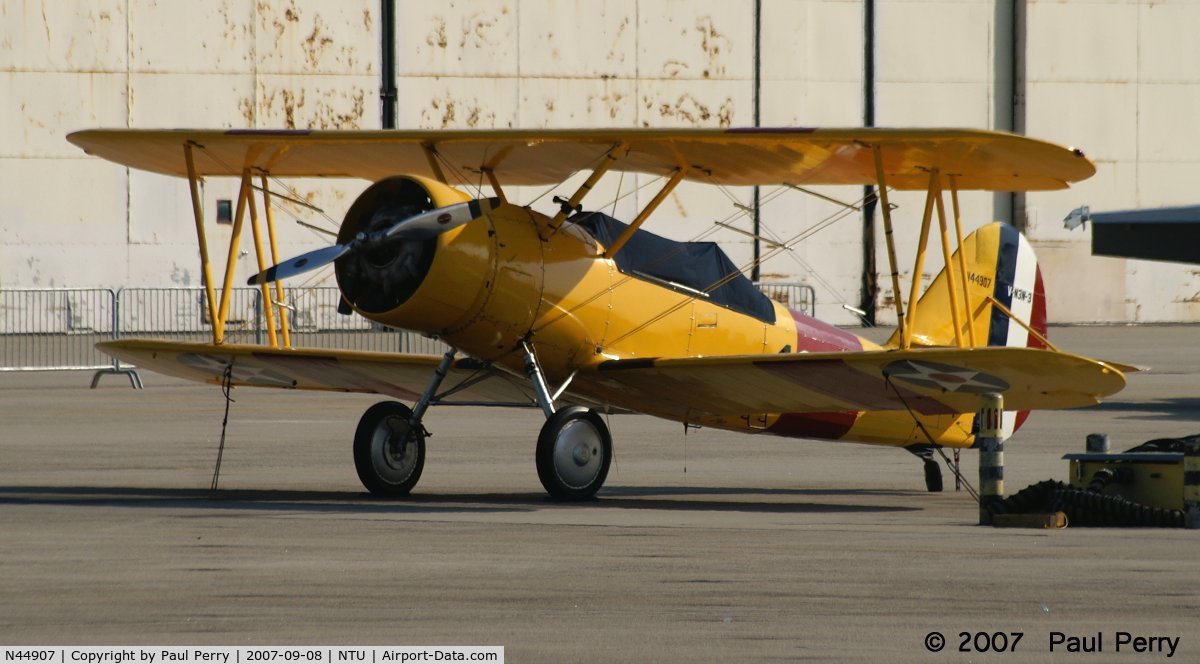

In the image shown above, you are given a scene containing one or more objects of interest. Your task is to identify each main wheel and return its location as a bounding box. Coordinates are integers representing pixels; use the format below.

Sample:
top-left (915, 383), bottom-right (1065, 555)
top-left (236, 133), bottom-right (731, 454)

top-left (923, 458), bottom-right (944, 493)
top-left (536, 406), bottom-right (612, 500)
top-left (353, 401), bottom-right (425, 496)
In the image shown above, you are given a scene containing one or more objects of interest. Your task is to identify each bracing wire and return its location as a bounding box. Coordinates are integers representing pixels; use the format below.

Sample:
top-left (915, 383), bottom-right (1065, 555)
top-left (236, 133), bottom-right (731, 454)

top-left (883, 373), bottom-right (981, 503)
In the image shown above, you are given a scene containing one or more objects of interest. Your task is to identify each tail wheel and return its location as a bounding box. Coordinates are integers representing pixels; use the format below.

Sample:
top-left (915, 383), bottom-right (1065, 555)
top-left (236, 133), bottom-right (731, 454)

top-left (536, 406), bottom-right (612, 500)
top-left (353, 401), bottom-right (425, 496)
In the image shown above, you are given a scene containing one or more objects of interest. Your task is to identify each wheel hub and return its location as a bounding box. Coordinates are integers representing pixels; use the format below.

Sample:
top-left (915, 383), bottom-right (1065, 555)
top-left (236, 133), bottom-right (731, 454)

top-left (571, 442), bottom-right (592, 465)
top-left (379, 416), bottom-right (416, 472)
top-left (554, 420), bottom-right (604, 489)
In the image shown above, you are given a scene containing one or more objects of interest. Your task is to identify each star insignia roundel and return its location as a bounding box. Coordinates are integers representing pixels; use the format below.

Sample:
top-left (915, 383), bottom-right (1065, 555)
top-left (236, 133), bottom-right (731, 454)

top-left (178, 353), bottom-right (297, 388)
top-left (883, 360), bottom-right (1009, 394)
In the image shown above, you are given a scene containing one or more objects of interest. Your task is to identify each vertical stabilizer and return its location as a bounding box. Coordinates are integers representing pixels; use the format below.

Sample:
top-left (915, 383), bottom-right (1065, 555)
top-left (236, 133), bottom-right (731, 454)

top-left (886, 221), bottom-right (1046, 352)
top-left (885, 221), bottom-right (1047, 437)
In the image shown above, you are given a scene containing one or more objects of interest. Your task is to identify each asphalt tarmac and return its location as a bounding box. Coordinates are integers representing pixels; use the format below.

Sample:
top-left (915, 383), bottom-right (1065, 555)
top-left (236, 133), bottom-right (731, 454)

top-left (2, 326), bottom-right (1197, 662)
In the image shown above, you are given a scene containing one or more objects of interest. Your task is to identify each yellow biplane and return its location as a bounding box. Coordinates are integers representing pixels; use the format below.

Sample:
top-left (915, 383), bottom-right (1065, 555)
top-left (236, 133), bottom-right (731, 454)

top-left (68, 127), bottom-right (1126, 499)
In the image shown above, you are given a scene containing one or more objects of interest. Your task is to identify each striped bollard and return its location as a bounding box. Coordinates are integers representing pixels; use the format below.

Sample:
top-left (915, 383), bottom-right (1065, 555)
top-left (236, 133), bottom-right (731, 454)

top-left (977, 393), bottom-right (1005, 525)
top-left (1185, 446), bottom-right (1200, 529)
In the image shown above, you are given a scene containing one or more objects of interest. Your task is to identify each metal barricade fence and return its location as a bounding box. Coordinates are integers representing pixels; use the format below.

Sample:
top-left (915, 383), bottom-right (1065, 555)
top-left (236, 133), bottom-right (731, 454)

top-left (1, 282), bottom-right (813, 384)
top-left (116, 286), bottom-right (446, 354)
top-left (754, 281), bottom-right (816, 317)
top-left (0, 288), bottom-right (119, 372)
top-left (119, 287), bottom-right (263, 345)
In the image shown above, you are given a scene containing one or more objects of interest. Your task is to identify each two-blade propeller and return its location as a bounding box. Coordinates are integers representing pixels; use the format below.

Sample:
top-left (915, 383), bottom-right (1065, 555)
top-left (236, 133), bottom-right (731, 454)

top-left (247, 197), bottom-right (500, 286)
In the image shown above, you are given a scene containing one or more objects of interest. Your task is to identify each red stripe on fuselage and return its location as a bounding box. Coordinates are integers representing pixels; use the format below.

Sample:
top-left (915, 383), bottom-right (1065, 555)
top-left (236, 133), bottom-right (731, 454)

top-left (767, 411), bottom-right (860, 440)
top-left (765, 310), bottom-right (875, 441)
top-left (791, 309), bottom-right (864, 353)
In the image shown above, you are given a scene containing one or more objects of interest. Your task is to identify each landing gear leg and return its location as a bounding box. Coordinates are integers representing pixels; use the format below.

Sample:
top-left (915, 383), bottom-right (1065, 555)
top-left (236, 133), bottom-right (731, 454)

top-left (522, 341), bottom-right (611, 500)
top-left (352, 347), bottom-right (457, 496)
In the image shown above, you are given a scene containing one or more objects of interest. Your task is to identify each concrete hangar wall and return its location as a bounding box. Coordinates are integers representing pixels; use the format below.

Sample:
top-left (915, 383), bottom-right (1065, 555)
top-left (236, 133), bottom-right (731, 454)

top-left (3, 1), bottom-right (1199, 325)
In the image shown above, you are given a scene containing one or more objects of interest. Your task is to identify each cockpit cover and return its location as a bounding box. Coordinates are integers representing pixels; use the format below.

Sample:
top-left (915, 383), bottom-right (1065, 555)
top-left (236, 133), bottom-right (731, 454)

top-left (574, 212), bottom-right (776, 324)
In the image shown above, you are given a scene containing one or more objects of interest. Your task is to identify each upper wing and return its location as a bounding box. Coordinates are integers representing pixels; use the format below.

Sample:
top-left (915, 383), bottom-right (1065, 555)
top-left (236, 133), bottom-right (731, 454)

top-left (68, 127), bottom-right (1094, 191)
top-left (97, 339), bottom-right (539, 406)
top-left (579, 346), bottom-right (1126, 417)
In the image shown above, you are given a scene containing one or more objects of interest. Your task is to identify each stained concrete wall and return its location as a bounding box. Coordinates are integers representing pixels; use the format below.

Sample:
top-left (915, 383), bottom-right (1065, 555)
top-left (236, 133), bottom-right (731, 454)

top-left (393, 0), bottom-right (867, 323)
top-left (1023, 1), bottom-right (1200, 323)
top-left (1, 1), bottom-right (378, 290)
top-left (3, 0), bottom-right (1199, 325)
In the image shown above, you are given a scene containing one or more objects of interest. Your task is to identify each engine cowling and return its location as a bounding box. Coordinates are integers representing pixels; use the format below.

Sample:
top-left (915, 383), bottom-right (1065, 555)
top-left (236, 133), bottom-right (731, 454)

top-left (335, 175), bottom-right (542, 357)
top-left (334, 175), bottom-right (472, 315)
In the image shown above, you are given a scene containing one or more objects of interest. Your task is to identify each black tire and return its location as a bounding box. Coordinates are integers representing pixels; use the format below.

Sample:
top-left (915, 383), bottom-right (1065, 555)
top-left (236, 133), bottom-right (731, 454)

top-left (535, 406), bottom-right (612, 500)
top-left (923, 458), bottom-right (944, 493)
top-left (353, 401), bottom-right (425, 496)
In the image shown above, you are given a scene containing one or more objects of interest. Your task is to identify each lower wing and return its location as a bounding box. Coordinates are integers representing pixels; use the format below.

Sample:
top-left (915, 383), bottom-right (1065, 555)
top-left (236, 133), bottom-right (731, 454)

top-left (97, 339), bottom-right (539, 407)
top-left (580, 346), bottom-right (1127, 417)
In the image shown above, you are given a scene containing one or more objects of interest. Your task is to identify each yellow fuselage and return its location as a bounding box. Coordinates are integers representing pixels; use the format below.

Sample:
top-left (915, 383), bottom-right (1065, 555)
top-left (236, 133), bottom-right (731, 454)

top-left (354, 201), bottom-right (976, 449)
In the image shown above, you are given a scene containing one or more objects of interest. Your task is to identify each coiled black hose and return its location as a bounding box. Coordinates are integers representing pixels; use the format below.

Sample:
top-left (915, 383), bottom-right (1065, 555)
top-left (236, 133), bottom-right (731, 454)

top-left (988, 479), bottom-right (1184, 528)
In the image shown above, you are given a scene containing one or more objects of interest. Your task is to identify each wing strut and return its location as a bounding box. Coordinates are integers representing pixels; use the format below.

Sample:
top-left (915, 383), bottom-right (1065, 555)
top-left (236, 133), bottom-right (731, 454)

top-left (422, 142), bottom-right (448, 184)
top-left (872, 145), bottom-right (906, 344)
top-left (483, 168), bottom-right (507, 204)
top-left (481, 145), bottom-right (515, 203)
top-left (902, 170), bottom-right (940, 349)
top-left (184, 142), bottom-right (221, 345)
top-left (214, 167), bottom-right (253, 344)
top-left (549, 142), bottom-right (629, 231)
top-left (182, 142), bottom-right (293, 347)
top-left (245, 171), bottom-right (280, 347)
top-left (895, 170), bottom-right (976, 349)
top-left (603, 166), bottom-right (688, 259)
top-left (933, 173), bottom-right (966, 347)
top-left (948, 176), bottom-right (977, 346)
top-left (246, 172), bottom-right (280, 345)
top-left (259, 176), bottom-right (292, 347)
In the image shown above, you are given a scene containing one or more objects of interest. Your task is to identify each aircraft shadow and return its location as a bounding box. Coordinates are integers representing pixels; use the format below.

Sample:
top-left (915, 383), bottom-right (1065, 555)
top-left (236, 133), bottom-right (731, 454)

top-left (0, 484), bottom-right (922, 515)
top-left (0, 486), bottom-right (531, 516)
top-left (1082, 398), bottom-right (1200, 422)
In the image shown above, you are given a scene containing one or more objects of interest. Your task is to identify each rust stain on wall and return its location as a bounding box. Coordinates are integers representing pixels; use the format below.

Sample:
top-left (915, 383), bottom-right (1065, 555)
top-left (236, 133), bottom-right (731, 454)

top-left (694, 16), bottom-right (729, 78)
top-left (646, 93), bottom-right (735, 127)
top-left (238, 96), bottom-right (255, 125)
top-left (317, 89), bottom-right (365, 129)
top-left (586, 90), bottom-right (627, 120)
top-left (662, 60), bottom-right (688, 78)
top-left (268, 4), bottom-right (302, 42)
top-left (605, 17), bottom-right (631, 68)
top-left (458, 8), bottom-right (507, 50)
top-left (264, 86), bottom-right (365, 130)
top-left (302, 15), bottom-right (334, 69)
top-left (423, 96), bottom-right (499, 129)
top-left (427, 17), bottom-right (448, 49)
